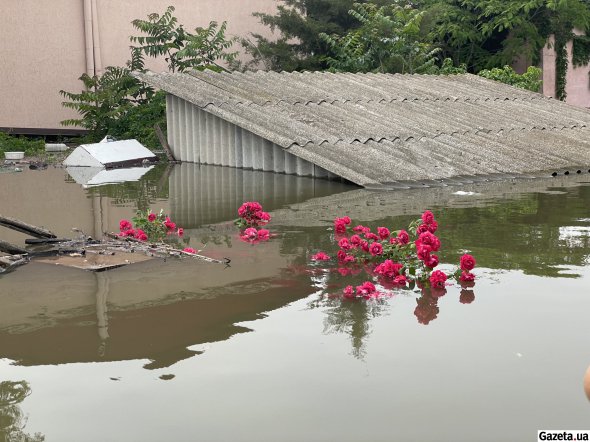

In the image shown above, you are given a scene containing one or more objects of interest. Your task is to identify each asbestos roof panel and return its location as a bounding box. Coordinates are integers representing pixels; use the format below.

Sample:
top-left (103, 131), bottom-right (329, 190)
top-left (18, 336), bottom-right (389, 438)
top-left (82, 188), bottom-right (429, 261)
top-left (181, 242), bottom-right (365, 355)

top-left (136, 70), bottom-right (590, 186)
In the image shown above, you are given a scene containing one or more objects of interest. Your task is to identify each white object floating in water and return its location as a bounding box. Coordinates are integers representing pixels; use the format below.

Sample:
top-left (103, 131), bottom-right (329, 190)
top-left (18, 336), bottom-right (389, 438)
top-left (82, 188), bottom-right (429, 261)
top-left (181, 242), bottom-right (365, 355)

top-left (63, 139), bottom-right (157, 168)
top-left (453, 191), bottom-right (479, 196)
top-left (45, 143), bottom-right (68, 152)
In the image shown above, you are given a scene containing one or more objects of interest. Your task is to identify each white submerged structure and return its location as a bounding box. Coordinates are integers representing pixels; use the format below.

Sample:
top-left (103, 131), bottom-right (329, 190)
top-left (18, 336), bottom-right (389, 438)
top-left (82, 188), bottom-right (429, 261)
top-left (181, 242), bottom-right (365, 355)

top-left (63, 139), bottom-right (156, 168)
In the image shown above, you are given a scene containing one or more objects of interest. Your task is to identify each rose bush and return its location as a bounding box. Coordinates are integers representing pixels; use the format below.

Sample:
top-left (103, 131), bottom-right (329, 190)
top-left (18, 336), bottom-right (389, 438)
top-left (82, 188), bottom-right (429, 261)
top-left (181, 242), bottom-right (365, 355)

top-left (118, 209), bottom-right (184, 243)
top-left (236, 201), bottom-right (273, 243)
top-left (310, 210), bottom-right (477, 299)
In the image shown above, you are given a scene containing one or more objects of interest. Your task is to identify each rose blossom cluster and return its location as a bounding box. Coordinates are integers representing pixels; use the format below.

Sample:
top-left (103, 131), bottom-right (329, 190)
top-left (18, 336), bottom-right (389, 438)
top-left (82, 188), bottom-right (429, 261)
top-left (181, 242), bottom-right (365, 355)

top-left (310, 210), bottom-right (477, 299)
top-left (236, 202), bottom-right (271, 228)
top-left (118, 210), bottom-right (184, 243)
top-left (236, 201), bottom-right (272, 243)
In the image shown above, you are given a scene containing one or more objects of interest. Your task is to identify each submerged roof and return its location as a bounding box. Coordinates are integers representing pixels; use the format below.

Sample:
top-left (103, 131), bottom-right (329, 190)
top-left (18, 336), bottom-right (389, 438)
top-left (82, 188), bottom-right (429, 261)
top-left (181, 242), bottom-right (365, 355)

top-left (138, 70), bottom-right (590, 187)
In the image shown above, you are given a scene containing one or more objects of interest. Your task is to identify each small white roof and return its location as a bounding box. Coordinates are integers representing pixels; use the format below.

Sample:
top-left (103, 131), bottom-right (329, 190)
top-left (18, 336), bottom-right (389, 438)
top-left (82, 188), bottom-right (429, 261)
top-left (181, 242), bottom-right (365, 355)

top-left (63, 139), bottom-right (157, 167)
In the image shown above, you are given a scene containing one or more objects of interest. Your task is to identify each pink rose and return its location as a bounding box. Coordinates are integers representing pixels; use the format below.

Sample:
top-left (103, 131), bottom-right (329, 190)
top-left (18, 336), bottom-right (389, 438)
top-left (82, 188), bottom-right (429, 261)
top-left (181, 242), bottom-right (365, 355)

top-left (375, 260), bottom-right (402, 278)
top-left (365, 232), bottom-right (380, 241)
top-left (425, 254), bottom-right (439, 269)
top-left (421, 210), bottom-right (435, 225)
top-left (183, 247), bottom-right (197, 254)
top-left (360, 240), bottom-right (370, 253)
top-left (311, 251), bottom-right (330, 261)
top-left (393, 275), bottom-right (407, 286)
top-left (417, 244), bottom-right (431, 261)
top-left (429, 270), bottom-right (447, 289)
top-left (353, 225), bottom-right (369, 233)
top-left (343, 254), bottom-right (356, 263)
top-left (334, 220), bottom-right (347, 234)
top-left (238, 202), bottom-right (263, 218)
top-left (137, 233), bottom-right (148, 242)
top-left (396, 230), bottom-right (409, 245)
top-left (341, 216), bottom-right (351, 225)
top-left (259, 212), bottom-right (271, 223)
top-left (416, 231), bottom-right (440, 252)
top-left (119, 219), bottom-right (132, 231)
top-left (164, 217), bottom-right (176, 231)
top-left (460, 254), bottom-right (476, 271)
top-left (241, 227), bottom-right (258, 240)
top-left (257, 229), bottom-right (270, 241)
top-left (148, 213), bottom-right (156, 222)
top-left (350, 235), bottom-right (362, 246)
top-left (377, 227), bottom-right (390, 239)
top-left (356, 281), bottom-right (376, 296)
top-left (338, 237), bottom-right (352, 250)
top-left (417, 224), bottom-right (430, 234)
top-left (427, 220), bottom-right (438, 233)
top-left (369, 242), bottom-right (383, 256)
top-left (337, 250), bottom-right (347, 261)
top-left (177, 228), bottom-right (184, 237)
top-left (459, 271), bottom-right (476, 282)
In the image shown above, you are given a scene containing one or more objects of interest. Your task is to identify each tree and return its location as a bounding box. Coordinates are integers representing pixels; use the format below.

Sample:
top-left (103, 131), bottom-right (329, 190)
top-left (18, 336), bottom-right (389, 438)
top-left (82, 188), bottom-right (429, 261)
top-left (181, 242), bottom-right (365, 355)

top-left (320, 2), bottom-right (440, 74)
top-left (243, 0), bottom-right (396, 71)
top-left (420, 0), bottom-right (590, 76)
top-left (61, 6), bottom-right (236, 147)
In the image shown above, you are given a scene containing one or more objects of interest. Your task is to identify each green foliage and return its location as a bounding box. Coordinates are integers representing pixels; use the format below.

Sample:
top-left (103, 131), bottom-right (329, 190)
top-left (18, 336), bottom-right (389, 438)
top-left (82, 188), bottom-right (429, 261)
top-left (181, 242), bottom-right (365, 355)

top-left (478, 65), bottom-right (543, 91)
top-left (61, 6), bottom-right (235, 148)
top-left (433, 57), bottom-right (468, 75)
top-left (320, 2), bottom-right (439, 74)
top-left (572, 33), bottom-right (590, 67)
top-left (131, 208), bottom-right (178, 242)
top-left (0, 132), bottom-right (45, 156)
top-left (243, 0), bottom-right (396, 71)
top-left (554, 30), bottom-right (570, 100)
top-left (130, 6), bottom-right (237, 73)
top-left (61, 66), bottom-right (154, 142)
top-left (420, 0), bottom-right (590, 72)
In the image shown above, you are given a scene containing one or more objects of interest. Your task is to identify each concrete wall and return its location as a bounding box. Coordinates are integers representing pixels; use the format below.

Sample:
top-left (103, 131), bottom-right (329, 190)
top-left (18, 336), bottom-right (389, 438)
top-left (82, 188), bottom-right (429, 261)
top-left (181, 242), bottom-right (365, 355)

top-left (0, 0), bottom-right (277, 132)
top-left (542, 30), bottom-right (590, 108)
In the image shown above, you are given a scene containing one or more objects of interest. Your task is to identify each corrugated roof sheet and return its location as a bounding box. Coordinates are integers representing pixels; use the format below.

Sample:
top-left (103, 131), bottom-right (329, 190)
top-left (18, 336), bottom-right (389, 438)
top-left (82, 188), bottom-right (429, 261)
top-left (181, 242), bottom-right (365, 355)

top-left (137, 70), bottom-right (590, 187)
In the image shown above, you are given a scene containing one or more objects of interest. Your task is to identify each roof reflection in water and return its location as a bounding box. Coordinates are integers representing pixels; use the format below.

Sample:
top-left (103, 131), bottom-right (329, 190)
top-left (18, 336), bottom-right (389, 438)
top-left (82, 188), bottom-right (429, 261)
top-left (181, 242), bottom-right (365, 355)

top-left (169, 163), bottom-right (354, 228)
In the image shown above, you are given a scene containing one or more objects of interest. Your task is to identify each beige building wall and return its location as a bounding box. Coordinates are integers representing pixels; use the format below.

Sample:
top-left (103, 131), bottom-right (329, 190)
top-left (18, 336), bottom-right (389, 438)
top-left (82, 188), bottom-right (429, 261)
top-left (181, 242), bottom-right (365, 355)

top-left (542, 30), bottom-right (590, 108)
top-left (0, 0), bottom-right (277, 133)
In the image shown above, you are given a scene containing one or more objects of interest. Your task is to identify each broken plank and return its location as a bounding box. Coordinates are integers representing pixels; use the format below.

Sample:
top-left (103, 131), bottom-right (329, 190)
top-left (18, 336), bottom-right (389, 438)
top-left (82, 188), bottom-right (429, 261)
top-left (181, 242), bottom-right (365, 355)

top-left (155, 124), bottom-right (178, 162)
top-left (0, 239), bottom-right (28, 255)
top-left (0, 215), bottom-right (57, 238)
top-left (28, 249), bottom-right (86, 258)
top-left (25, 238), bottom-right (70, 245)
top-left (0, 255), bottom-right (29, 274)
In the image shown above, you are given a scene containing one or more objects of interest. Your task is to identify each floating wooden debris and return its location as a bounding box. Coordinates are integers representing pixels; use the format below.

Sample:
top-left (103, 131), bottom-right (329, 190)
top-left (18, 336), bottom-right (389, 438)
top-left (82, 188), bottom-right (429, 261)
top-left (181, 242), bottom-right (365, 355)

top-left (0, 215), bottom-right (228, 275)
top-left (0, 214), bottom-right (56, 238)
top-left (0, 254), bottom-right (29, 274)
top-left (36, 250), bottom-right (153, 272)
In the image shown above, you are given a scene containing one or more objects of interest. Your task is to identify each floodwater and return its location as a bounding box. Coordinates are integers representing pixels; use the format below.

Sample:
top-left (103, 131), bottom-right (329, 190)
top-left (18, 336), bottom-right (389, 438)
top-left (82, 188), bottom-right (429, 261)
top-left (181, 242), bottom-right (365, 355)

top-left (1, 163), bottom-right (590, 442)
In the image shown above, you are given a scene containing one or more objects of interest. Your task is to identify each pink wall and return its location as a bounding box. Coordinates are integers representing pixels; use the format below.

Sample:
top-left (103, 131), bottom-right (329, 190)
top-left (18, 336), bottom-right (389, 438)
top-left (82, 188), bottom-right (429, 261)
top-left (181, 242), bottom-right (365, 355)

top-left (0, 0), bottom-right (278, 132)
top-left (542, 30), bottom-right (590, 108)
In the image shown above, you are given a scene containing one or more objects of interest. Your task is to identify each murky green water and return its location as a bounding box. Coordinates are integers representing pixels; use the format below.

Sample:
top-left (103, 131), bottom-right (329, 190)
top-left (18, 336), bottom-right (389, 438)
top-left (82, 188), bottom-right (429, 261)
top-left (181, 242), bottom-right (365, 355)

top-left (1, 164), bottom-right (589, 441)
